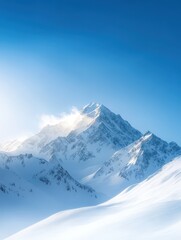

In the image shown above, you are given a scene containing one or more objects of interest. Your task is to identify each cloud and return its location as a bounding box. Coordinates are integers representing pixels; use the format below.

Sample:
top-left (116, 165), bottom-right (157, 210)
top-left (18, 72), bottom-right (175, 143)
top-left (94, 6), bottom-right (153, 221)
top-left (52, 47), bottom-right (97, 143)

top-left (40, 114), bottom-right (63, 128)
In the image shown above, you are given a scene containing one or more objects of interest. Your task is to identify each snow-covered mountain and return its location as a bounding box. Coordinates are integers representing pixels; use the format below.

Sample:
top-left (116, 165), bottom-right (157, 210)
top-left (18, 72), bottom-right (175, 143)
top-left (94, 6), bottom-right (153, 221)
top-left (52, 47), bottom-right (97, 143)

top-left (1, 102), bottom-right (181, 239)
top-left (1, 103), bottom-right (180, 200)
top-left (36, 103), bottom-right (142, 181)
top-left (6, 102), bottom-right (142, 190)
top-left (16, 102), bottom-right (142, 158)
top-left (7, 156), bottom-right (181, 240)
top-left (87, 132), bottom-right (181, 196)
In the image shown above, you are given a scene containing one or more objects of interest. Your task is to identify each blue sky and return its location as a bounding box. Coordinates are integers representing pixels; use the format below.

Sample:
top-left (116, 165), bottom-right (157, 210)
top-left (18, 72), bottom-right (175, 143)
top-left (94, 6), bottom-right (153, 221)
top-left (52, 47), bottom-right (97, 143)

top-left (0, 0), bottom-right (180, 144)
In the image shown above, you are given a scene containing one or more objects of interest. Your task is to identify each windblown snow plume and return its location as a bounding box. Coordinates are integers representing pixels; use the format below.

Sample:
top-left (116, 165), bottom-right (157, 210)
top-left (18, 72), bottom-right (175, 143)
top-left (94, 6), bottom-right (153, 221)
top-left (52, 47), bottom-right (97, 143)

top-left (39, 107), bottom-right (91, 133)
top-left (14, 106), bottom-right (93, 155)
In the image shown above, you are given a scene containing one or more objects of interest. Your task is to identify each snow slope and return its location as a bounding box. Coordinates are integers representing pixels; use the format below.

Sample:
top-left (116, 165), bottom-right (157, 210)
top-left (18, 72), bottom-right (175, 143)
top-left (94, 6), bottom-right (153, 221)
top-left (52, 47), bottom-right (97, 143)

top-left (7, 156), bottom-right (181, 240)
top-left (0, 153), bottom-right (99, 239)
top-left (86, 132), bottom-right (181, 196)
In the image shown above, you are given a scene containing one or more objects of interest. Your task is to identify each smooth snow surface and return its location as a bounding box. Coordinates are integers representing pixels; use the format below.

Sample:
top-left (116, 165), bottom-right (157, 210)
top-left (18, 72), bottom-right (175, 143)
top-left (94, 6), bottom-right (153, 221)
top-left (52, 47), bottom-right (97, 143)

top-left (6, 156), bottom-right (181, 240)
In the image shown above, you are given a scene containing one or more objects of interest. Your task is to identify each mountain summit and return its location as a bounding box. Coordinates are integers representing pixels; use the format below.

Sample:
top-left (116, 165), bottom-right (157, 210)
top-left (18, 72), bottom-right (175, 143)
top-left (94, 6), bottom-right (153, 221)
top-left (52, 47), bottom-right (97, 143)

top-left (82, 102), bottom-right (102, 115)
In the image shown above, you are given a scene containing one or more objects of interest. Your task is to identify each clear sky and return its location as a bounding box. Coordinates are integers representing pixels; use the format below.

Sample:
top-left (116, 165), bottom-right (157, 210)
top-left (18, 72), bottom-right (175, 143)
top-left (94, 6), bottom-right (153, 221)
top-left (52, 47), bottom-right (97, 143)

top-left (0, 0), bottom-right (180, 144)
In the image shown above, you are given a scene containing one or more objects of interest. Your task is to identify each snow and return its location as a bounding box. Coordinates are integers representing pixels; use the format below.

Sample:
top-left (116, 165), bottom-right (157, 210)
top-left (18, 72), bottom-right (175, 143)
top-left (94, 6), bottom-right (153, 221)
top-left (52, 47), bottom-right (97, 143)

top-left (0, 139), bottom-right (22, 152)
top-left (0, 152), bottom-right (100, 239)
top-left (1, 103), bottom-right (181, 239)
top-left (6, 156), bottom-right (181, 240)
top-left (12, 106), bottom-right (94, 155)
top-left (38, 103), bottom-right (142, 184)
top-left (87, 132), bottom-right (181, 197)
top-left (13, 102), bottom-right (141, 158)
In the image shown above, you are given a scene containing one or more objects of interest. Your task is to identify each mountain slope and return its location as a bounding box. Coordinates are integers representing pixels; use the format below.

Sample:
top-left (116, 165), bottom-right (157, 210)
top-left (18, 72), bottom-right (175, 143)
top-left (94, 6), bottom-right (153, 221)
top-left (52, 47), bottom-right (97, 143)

top-left (7, 156), bottom-right (181, 240)
top-left (86, 132), bottom-right (181, 196)
top-left (0, 152), bottom-right (99, 239)
top-left (0, 153), bottom-right (98, 205)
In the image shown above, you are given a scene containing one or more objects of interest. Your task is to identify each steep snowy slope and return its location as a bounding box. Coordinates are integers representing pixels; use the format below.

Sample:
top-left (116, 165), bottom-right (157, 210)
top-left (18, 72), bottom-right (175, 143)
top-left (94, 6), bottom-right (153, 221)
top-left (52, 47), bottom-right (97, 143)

top-left (0, 157), bottom-right (56, 240)
top-left (7, 156), bottom-right (181, 240)
top-left (87, 132), bottom-right (181, 196)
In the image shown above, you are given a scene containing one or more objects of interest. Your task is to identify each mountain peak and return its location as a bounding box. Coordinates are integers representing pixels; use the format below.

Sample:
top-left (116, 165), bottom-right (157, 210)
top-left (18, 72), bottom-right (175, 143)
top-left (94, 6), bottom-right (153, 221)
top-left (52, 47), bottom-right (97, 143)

top-left (82, 102), bottom-right (101, 113)
top-left (83, 102), bottom-right (101, 110)
top-left (82, 102), bottom-right (110, 118)
top-left (144, 131), bottom-right (152, 136)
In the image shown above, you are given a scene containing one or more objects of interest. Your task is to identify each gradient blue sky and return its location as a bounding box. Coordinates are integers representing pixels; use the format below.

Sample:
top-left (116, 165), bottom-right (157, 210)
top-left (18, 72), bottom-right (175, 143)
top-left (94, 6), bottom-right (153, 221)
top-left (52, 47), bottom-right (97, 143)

top-left (0, 0), bottom-right (180, 144)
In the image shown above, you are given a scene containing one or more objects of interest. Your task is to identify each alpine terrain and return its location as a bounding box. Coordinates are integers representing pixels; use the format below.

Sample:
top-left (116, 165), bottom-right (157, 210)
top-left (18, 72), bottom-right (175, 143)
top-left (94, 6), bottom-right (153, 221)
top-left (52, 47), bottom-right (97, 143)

top-left (1, 103), bottom-right (181, 240)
